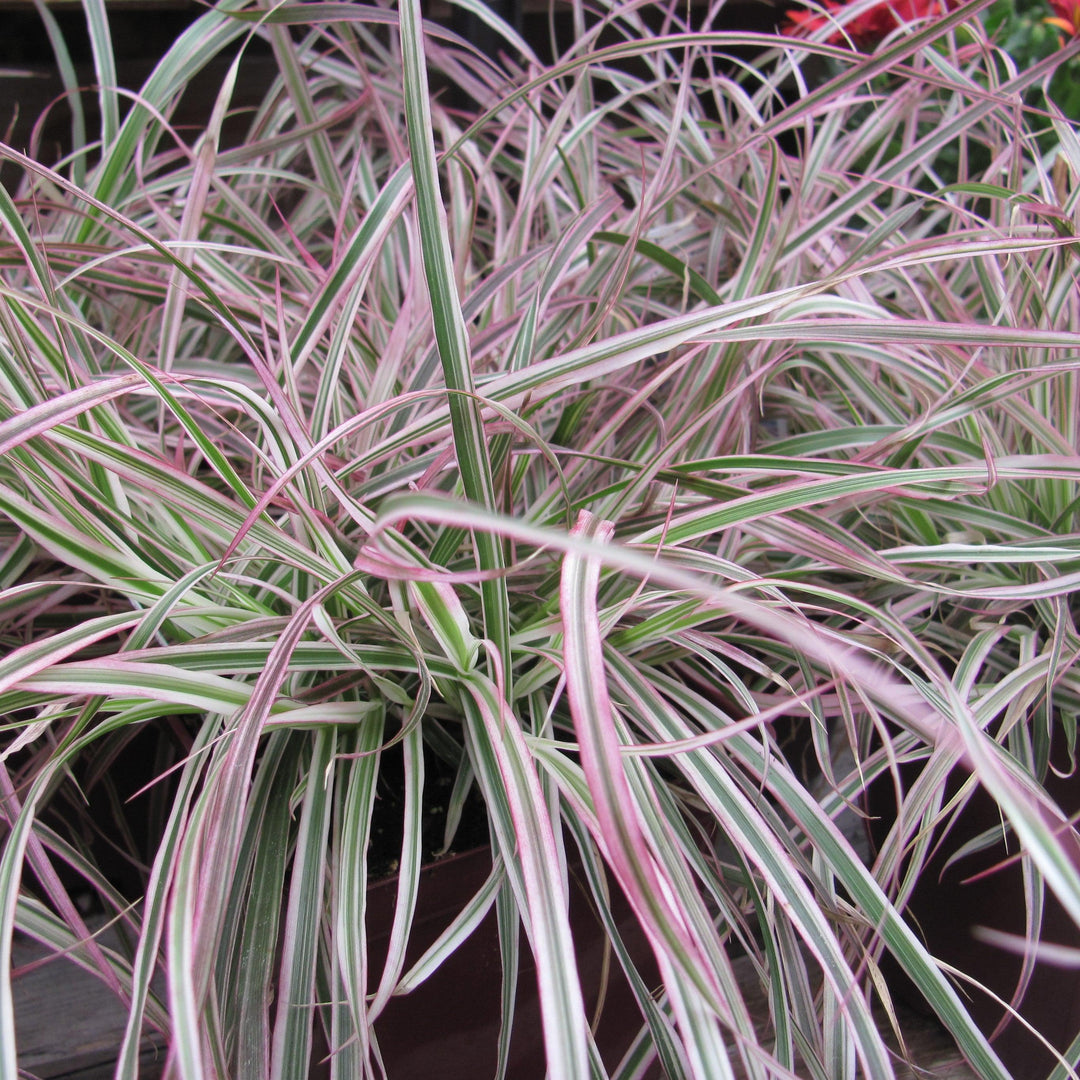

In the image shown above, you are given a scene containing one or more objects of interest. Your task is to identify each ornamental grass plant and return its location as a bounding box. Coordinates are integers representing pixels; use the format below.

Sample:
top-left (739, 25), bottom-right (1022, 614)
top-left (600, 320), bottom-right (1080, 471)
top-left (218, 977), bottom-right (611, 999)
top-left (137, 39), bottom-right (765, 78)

top-left (1, 0), bottom-right (1080, 1077)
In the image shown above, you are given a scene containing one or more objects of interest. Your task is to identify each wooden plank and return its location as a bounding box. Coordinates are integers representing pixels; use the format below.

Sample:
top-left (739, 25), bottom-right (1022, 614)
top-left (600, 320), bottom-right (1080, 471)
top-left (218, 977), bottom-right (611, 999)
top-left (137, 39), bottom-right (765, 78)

top-left (723, 948), bottom-right (977, 1080)
top-left (12, 926), bottom-right (165, 1080)
top-left (12, 916), bottom-right (976, 1080)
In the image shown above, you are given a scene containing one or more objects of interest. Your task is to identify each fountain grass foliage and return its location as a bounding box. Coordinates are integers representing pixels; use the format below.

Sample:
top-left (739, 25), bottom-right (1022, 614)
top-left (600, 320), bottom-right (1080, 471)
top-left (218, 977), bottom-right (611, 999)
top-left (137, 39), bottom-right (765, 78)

top-left (1, 0), bottom-right (1080, 1076)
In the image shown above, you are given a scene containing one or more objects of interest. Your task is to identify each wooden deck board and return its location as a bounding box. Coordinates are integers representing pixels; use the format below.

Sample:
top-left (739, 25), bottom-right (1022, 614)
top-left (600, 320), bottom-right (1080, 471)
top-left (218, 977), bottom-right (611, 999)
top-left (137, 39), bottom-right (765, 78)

top-left (13, 924), bottom-right (975, 1080)
top-left (12, 927), bottom-right (165, 1080)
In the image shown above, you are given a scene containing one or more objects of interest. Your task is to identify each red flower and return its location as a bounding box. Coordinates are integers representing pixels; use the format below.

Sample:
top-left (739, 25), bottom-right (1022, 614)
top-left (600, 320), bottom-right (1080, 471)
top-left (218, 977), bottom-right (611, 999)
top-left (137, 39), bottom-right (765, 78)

top-left (1045, 0), bottom-right (1080, 37)
top-left (782, 0), bottom-right (842, 38)
top-left (782, 0), bottom-right (949, 48)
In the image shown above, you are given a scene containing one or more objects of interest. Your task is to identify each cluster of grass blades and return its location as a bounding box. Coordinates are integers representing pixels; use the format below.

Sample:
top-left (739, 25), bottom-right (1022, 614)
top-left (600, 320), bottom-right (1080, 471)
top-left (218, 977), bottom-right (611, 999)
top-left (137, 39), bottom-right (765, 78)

top-left (1, 0), bottom-right (1080, 1076)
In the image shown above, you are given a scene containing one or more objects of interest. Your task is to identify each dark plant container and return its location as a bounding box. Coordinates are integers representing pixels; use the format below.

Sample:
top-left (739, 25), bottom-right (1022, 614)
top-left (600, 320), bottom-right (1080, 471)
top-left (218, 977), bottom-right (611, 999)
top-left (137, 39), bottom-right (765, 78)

top-left (866, 742), bottom-right (1080, 1080)
top-left (356, 845), bottom-right (661, 1080)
